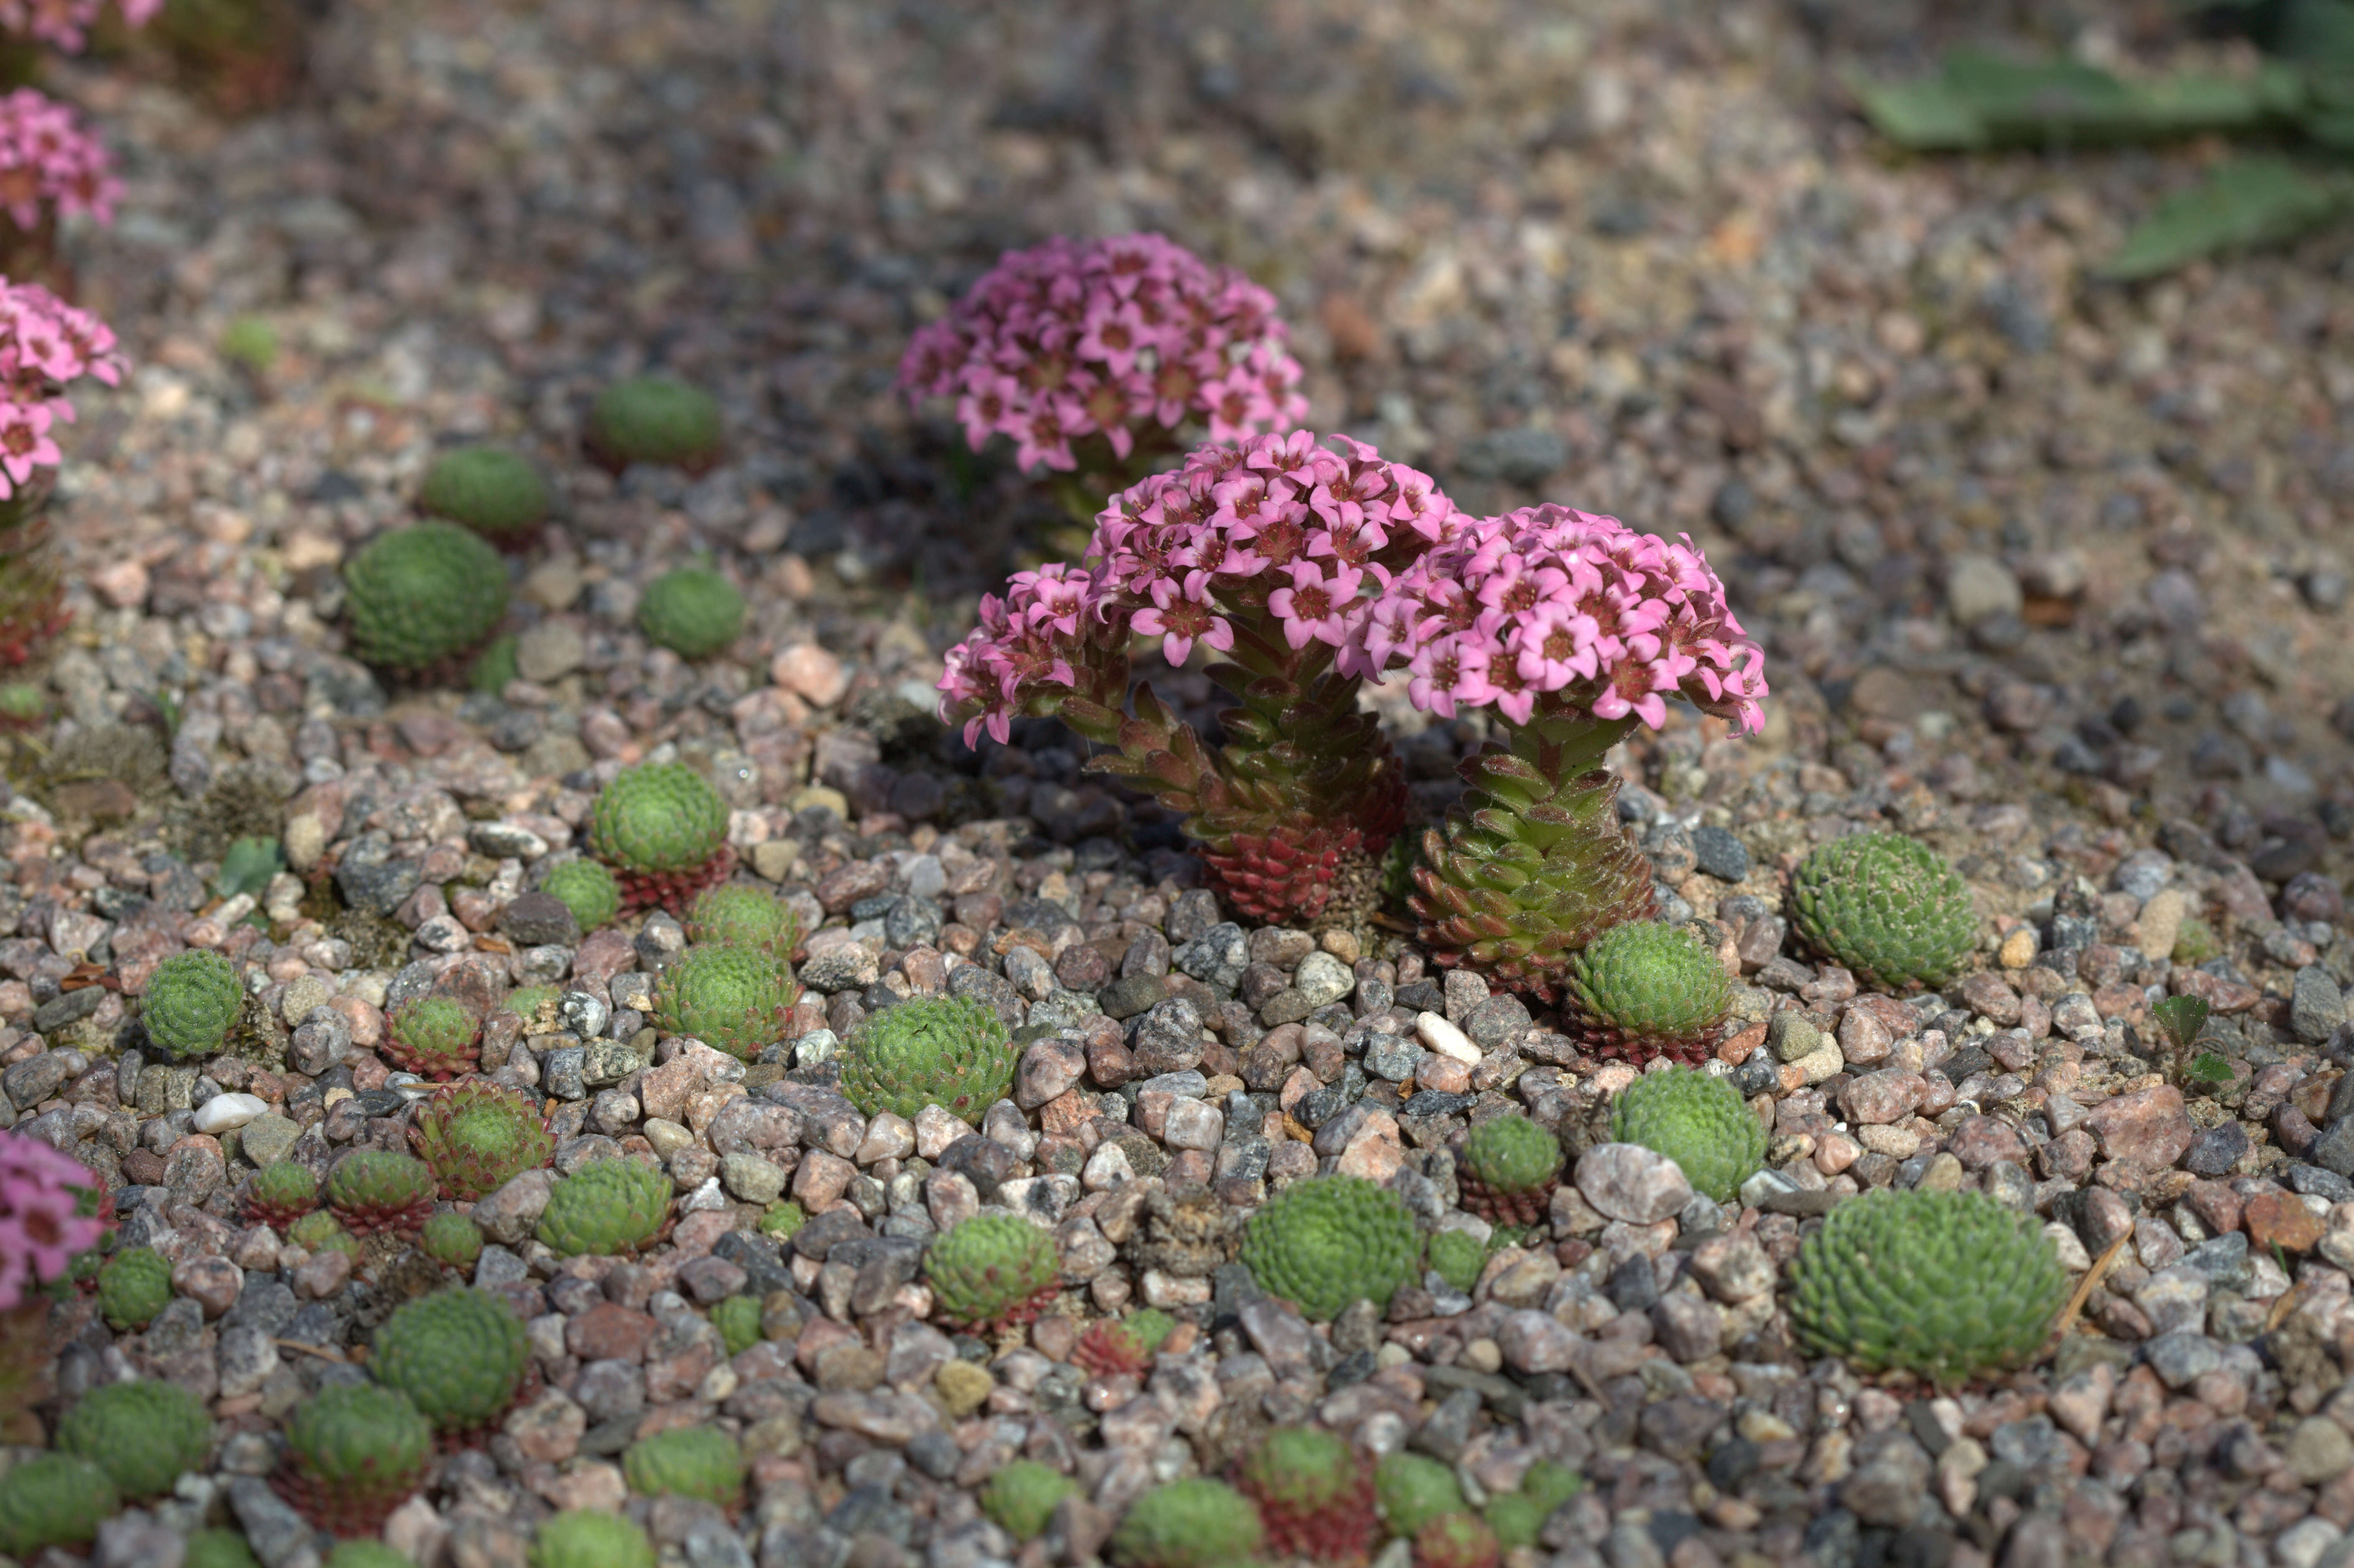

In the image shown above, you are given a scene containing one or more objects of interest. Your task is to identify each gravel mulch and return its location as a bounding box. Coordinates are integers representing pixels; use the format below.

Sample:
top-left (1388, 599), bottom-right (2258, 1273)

top-left (2, 3), bottom-right (2352, 1568)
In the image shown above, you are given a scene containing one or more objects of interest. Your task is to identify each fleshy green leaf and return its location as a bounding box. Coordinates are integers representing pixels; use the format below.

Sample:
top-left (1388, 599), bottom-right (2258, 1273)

top-left (1852, 72), bottom-right (1989, 151)
top-left (216, 836), bottom-right (284, 900)
top-left (2098, 157), bottom-right (2351, 279)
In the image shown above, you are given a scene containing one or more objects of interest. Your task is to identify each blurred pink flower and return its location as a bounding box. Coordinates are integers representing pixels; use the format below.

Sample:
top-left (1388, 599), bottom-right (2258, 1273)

top-left (0, 1131), bottom-right (109, 1310)
top-left (899, 233), bottom-right (1308, 473)
top-left (0, 276), bottom-right (123, 497)
top-left (0, 89), bottom-right (118, 230)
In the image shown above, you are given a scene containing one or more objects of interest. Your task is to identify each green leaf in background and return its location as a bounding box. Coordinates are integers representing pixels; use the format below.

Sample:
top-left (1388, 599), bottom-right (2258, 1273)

top-left (2188, 1052), bottom-right (2236, 1083)
top-left (1855, 51), bottom-right (2301, 151)
top-left (2149, 993), bottom-right (2210, 1053)
top-left (2098, 155), bottom-right (2351, 278)
top-left (216, 835), bottom-right (284, 900)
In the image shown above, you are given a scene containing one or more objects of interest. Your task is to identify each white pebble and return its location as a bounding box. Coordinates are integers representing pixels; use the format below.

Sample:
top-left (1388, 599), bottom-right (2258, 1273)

top-left (1416, 1011), bottom-right (1481, 1064)
top-left (193, 1093), bottom-right (269, 1134)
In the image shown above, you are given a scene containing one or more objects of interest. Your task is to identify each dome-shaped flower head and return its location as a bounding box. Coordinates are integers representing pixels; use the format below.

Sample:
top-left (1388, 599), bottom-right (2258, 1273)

top-left (0, 1131), bottom-right (109, 1310)
top-left (937, 431), bottom-right (1465, 747)
top-left (0, 90), bottom-right (119, 231)
top-left (0, 0), bottom-right (160, 52)
top-left (1355, 503), bottom-right (1767, 734)
top-left (898, 232), bottom-right (1309, 472)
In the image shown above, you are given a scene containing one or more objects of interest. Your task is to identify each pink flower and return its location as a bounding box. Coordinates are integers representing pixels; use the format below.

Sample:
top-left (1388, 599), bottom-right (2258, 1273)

top-left (1265, 558), bottom-right (1362, 650)
top-left (0, 89), bottom-right (117, 230)
top-left (897, 233), bottom-right (1307, 474)
top-left (0, 1130), bottom-right (108, 1309)
top-left (1355, 503), bottom-right (1767, 734)
top-left (1129, 571), bottom-right (1234, 666)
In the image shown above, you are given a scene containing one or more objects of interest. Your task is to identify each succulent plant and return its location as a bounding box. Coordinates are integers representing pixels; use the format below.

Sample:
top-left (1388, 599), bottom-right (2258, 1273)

top-left (141, 948), bottom-right (243, 1061)
top-left (1375, 1452), bottom-right (1466, 1540)
top-left (373, 1287), bottom-right (531, 1435)
top-left (57, 1376), bottom-right (212, 1497)
top-left (685, 883), bottom-right (798, 956)
top-left (536, 1156), bottom-right (672, 1257)
top-left (324, 1545), bottom-right (412, 1568)
top-left (473, 632), bottom-right (520, 695)
top-left (838, 995), bottom-right (1017, 1125)
top-left (287, 1210), bottom-right (359, 1257)
top-left (1789, 831), bottom-right (1978, 992)
top-left (1236, 1426), bottom-right (1377, 1564)
top-left (639, 566), bottom-right (745, 659)
top-left (0, 1453), bottom-right (117, 1556)
top-left (343, 521), bottom-right (511, 676)
top-left (1414, 1512), bottom-right (1501, 1568)
top-left (536, 857), bottom-right (621, 933)
top-left (586, 376), bottom-right (725, 474)
top-left (1483, 1461), bottom-right (1582, 1549)
top-left (758, 1199), bottom-right (808, 1239)
top-left (712, 1294), bottom-right (762, 1356)
top-left (382, 994), bottom-right (483, 1081)
top-left (98, 1244), bottom-right (172, 1330)
top-left (417, 445), bottom-right (551, 546)
top-left (1111, 1477), bottom-right (1266, 1568)
top-left (1238, 1175), bottom-right (1421, 1323)
top-left (1069, 1307), bottom-right (1177, 1378)
top-left (1427, 1229), bottom-right (1489, 1296)
top-left (185, 1529), bottom-right (264, 1568)
top-left (243, 1159), bottom-right (320, 1228)
top-left (409, 1080), bottom-right (555, 1202)
top-left (325, 1149), bottom-right (437, 1238)
top-left (982, 1459), bottom-right (1079, 1543)
top-left (531, 1510), bottom-right (656, 1568)
top-left (1563, 921), bottom-right (1734, 1066)
top-left (273, 1382), bottom-right (434, 1536)
top-left (1455, 1113), bottom-right (1565, 1226)
top-left (0, 679), bottom-right (46, 730)
top-left (1609, 1065), bottom-right (1766, 1205)
top-left (1787, 1188), bottom-right (2068, 1388)
top-left (924, 1213), bottom-right (1061, 1332)
top-left (586, 761), bottom-right (734, 915)
top-left (622, 1426), bottom-right (745, 1509)
top-left (649, 942), bottom-right (797, 1061)
top-left (419, 1210), bottom-right (485, 1271)
top-left (503, 984), bottom-right (564, 1027)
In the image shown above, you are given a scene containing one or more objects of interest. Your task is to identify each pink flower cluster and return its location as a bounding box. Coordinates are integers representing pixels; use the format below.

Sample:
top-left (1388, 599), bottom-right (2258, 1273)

top-left (0, 1132), bottom-right (108, 1311)
top-left (1352, 503), bottom-right (1768, 733)
top-left (0, 275), bottom-right (123, 498)
top-left (938, 431), bottom-right (1462, 744)
top-left (0, 89), bottom-right (119, 231)
top-left (0, 0), bottom-right (160, 51)
top-left (898, 233), bottom-right (1309, 473)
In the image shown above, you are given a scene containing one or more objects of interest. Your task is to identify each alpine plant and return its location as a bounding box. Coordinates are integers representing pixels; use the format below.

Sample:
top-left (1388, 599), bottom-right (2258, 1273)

top-left (0, 279), bottom-right (122, 665)
top-left (1355, 505), bottom-right (1767, 1002)
top-left (939, 431), bottom-right (1461, 924)
top-left (0, 1134), bottom-right (109, 1430)
top-left (408, 1081), bottom-right (554, 1202)
top-left (899, 231), bottom-right (1307, 526)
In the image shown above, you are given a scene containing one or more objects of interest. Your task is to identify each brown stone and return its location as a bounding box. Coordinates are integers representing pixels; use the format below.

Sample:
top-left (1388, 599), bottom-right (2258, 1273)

top-left (1945, 1115), bottom-right (2028, 1171)
top-left (2244, 1191), bottom-right (2323, 1254)
top-left (1838, 1070), bottom-right (1927, 1126)
top-left (567, 1303), bottom-right (657, 1362)
top-left (1958, 973), bottom-right (2024, 1027)
top-left (2085, 1085), bottom-right (2195, 1169)
top-left (2172, 968), bottom-right (2260, 1015)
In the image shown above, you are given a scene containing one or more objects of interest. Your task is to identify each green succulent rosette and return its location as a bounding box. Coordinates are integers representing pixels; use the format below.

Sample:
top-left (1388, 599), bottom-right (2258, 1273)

top-left (97, 1245), bottom-right (172, 1330)
top-left (1237, 1174), bottom-right (1421, 1322)
top-left (343, 520), bottom-right (510, 674)
top-left (371, 1287), bottom-right (531, 1432)
top-left (924, 1213), bottom-right (1061, 1331)
top-left (531, 1510), bottom-right (657, 1568)
top-left (536, 1156), bottom-right (672, 1256)
top-left (983, 1460), bottom-right (1078, 1543)
top-left (56, 1378), bottom-right (212, 1498)
top-left (587, 376), bottom-right (725, 473)
top-left (649, 942), bottom-right (797, 1061)
top-left (540, 858), bottom-right (622, 931)
top-left (1608, 1064), bottom-right (1765, 1204)
top-left (1563, 920), bottom-right (1734, 1065)
top-left (142, 948), bottom-right (244, 1060)
top-left (838, 994), bottom-right (1017, 1125)
top-left (0, 1454), bottom-right (118, 1556)
top-left (621, 1426), bottom-right (745, 1508)
top-left (1110, 1477), bottom-right (1266, 1568)
top-left (409, 1080), bottom-right (556, 1202)
top-left (1786, 1188), bottom-right (2068, 1387)
top-left (417, 445), bottom-right (551, 543)
top-left (639, 566), bottom-right (745, 659)
top-left (1789, 831), bottom-right (1978, 991)
top-left (587, 762), bottom-right (730, 872)
top-left (684, 883), bottom-right (798, 955)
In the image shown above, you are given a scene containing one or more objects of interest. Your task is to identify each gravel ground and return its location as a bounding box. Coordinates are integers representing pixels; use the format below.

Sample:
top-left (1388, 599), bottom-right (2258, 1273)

top-left (3, 2), bottom-right (2354, 1567)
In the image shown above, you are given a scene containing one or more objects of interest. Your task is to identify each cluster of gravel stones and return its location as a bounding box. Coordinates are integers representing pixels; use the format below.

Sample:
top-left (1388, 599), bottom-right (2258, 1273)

top-left (1, 0), bottom-right (2350, 1566)
top-left (2, 698), bottom-right (2352, 1568)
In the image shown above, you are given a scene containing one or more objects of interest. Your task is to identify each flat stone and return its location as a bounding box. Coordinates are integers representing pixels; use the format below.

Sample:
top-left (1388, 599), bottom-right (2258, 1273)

top-left (2293, 968), bottom-right (2348, 1045)
top-left (2085, 1084), bottom-right (2194, 1169)
top-left (193, 1092), bottom-right (269, 1134)
top-left (499, 892), bottom-right (581, 948)
top-left (1575, 1143), bottom-right (1694, 1225)
top-left (2181, 1123), bottom-right (2250, 1179)
top-left (1691, 825), bottom-right (1749, 883)
top-left (2244, 1190), bottom-right (2323, 1253)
